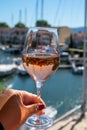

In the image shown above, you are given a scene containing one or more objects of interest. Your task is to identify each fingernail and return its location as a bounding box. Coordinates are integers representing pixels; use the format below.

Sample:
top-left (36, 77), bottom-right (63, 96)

top-left (38, 104), bottom-right (45, 110)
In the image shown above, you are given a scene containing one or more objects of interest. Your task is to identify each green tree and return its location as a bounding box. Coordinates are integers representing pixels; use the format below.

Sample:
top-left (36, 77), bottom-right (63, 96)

top-left (0, 22), bottom-right (9, 28)
top-left (36, 20), bottom-right (51, 27)
top-left (15, 22), bottom-right (26, 28)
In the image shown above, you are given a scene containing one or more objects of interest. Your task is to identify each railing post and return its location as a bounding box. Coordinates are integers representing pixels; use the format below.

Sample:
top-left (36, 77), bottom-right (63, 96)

top-left (81, 0), bottom-right (87, 117)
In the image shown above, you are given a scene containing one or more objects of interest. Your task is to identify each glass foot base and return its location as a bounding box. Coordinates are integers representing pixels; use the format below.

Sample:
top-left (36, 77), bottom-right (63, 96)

top-left (25, 115), bottom-right (53, 129)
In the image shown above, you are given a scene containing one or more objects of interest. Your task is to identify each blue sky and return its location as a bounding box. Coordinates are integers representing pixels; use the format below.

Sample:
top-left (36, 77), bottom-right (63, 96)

top-left (0, 0), bottom-right (85, 28)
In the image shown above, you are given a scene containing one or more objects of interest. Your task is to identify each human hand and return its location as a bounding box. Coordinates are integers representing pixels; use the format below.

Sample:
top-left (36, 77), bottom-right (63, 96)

top-left (0, 89), bottom-right (46, 130)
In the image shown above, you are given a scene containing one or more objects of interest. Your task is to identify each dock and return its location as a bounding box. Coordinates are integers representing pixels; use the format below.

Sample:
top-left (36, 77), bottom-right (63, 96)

top-left (59, 64), bottom-right (71, 69)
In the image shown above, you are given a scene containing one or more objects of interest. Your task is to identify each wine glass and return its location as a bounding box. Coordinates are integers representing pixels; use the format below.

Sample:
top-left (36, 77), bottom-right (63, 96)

top-left (22, 27), bottom-right (60, 129)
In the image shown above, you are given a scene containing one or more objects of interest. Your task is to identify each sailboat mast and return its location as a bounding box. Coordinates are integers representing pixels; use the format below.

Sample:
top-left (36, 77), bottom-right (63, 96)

top-left (19, 9), bottom-right (22, 23)
top-left (41, 0), bottom-right (44, 20)
top-left (25, 8), bottom-right (27, 26)
top-left (36, 0), bottom-right (38, 24)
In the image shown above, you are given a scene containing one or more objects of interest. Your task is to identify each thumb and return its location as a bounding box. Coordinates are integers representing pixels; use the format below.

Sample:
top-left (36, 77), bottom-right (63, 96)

top-left (26, 103), bottom-right (46, 117)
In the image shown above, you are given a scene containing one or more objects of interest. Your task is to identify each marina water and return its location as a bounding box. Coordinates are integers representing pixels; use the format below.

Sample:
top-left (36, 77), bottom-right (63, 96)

top-left (0, 50), bottom-right (83, 120)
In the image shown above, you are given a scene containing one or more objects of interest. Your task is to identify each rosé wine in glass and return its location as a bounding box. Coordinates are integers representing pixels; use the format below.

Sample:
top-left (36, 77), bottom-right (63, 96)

top-left (22, 27), bottom-right (60, 129)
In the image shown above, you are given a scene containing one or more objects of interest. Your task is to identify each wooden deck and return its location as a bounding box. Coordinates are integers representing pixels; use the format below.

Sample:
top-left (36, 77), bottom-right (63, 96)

top-left (47, 113), bottom-right (87, 130)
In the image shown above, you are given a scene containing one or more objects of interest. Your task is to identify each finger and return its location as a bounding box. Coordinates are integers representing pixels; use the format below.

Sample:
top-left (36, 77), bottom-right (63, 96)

top-left (26, 103), bottom-right (45, 117)
top-left (19, 91), bottom-right (46, 106)
top-left (36, 110), bottom-right (45, 116)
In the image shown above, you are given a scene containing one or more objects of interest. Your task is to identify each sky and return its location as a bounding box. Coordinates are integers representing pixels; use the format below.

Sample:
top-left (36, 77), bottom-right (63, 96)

top-left (0, 0), bottom-right (85, 28)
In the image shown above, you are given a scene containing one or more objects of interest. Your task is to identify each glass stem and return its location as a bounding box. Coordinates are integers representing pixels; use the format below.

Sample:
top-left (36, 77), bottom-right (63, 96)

top-left (36, 81), bottom-right (43, 97)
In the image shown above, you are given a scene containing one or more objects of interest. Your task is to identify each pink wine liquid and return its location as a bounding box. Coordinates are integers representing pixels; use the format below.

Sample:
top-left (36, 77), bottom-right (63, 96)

top-left (22, 53), bottom-right (60, 82)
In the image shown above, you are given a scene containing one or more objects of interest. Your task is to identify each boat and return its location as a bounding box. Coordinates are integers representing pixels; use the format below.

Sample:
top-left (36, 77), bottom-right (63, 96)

top-left (4, 47), bottom-right (21, 54)
top-left (17, 64), bottom-right (28, 76)
top-left (71, 61), bottom-right (84, 74)
top-left (0, 45), bottom-right (22, 54)
top-left (0, 64), bottom-right (17, 77)
top-left (13, 58), bottom-right (28, 76)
